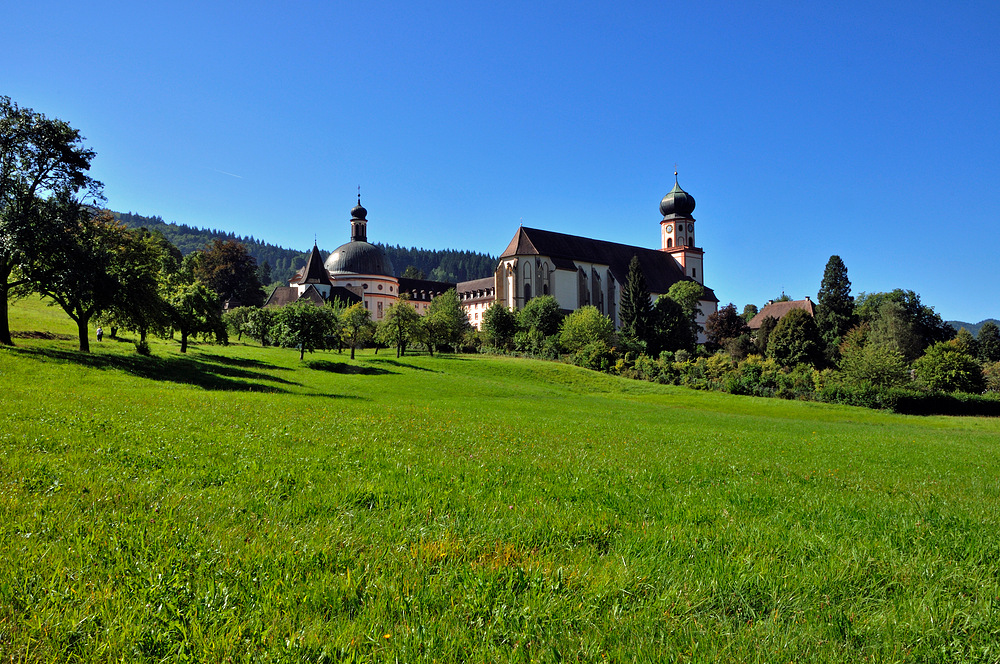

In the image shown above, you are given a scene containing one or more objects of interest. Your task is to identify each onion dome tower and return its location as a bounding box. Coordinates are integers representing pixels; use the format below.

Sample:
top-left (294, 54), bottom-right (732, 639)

top-left (659, 173), bottom-right (704, 284)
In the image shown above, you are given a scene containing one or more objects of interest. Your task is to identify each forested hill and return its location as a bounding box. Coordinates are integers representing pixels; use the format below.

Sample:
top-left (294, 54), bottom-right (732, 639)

top-left (948, 319), bottom-right (1000, 335)
top-left (115, 211), bottom-right (497, 285)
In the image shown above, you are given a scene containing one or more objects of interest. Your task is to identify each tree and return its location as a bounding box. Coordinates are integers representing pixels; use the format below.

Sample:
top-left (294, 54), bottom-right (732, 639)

top-left (401, 265), bottom-right (426, 280)
top-left (618, 255), bottom-right (651, 343)
top-left (559, 305), bottom-right (614, 353)
top-left (754, 316), bottom-right (779, 356)
top-left (246, 307), bottom-right (278, 347)
top-left (865, 300), bottom-right (923, 362)
top-left (741, 304), bottom-right (759, 322)
top-left (224, 306), bottom-right (255, 342)
top-left (27, 201), bottom-right (137, 352)
top-left (94, 227), bottom-right (178, 342)
top-left (839, 343), bottom-right (909, 389)
top-left (517, 294), bottom-right (563, 337)
top-left (1, 96), bottom-right (102, 346)
top-left (164, 277), bottom-right (224, 353)
top-left (767, 308), bottom-right (823, 367)
top-left (704, 303), bottom-right (750, 351)
top-left (425, 288), bottom-right (471, 352)
top-left (482, 303), bottom-right (517, 350)
top-left (193, 239), bottom-right (264, 308)
top-left (274, 300), bottom-right (338, 360)
top-left (977, 321), bottom-right (1000, 363)
top-left (951, 327), bottom-right (978, 357)
top-left (378, 298), bottom-right (421, 357)
top-left (913, 342), bottom-right (984, 393)
top-left (666, 280), bottom-right (704, 342)
top-left (649, 295), bottom-right (696, 355)
top-left (815, 255), bottom-right (855, 356)
top-left (340, 303), bottom-right (374, 360)
top-left (855, 289), bottom-right (953, 357)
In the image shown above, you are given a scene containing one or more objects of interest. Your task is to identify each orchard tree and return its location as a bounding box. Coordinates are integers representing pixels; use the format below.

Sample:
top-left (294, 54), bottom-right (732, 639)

top-left (425, 288), bottom-right (471, 351)
top-left (482, 302), bottom-right (517, 350)
top-left (340, 302), bottom-right (374, 360)
top-left (274, 300), bottom-right (338, 360)
top-left (741, 304), bottom-right (759, 323)
top-left (164, 277), bottom-right (224, 353)
top-left (246, 306), bottom-right (278, 347)
top-left (378, 298), bottom-right (421, 357)
top-left (618, 255), bottom-right (651, 343)
top-left (27, 200), bottom-right (136, 352)
top-left (815, 255), bottom-right (855, 355)
top-left (0, 96), bottom-right (102, 345)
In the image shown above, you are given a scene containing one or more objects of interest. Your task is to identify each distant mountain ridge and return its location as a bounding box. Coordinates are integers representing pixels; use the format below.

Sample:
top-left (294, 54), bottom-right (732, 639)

top-left (947, 319), bottom-right (999, 336)
top-left (115, 211), bottom-right (497, 285)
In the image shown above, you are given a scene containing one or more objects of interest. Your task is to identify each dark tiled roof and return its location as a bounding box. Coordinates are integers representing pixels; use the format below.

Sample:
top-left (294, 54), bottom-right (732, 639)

top-left (748, 299), bottom-right (815, 329)
top-left (398, 277), bottom-right (455, 302)
top-left (264, 286), bottom-right (300, 307)
top-left (291, 244), bottom-right (333, 286)
top-left (456, 276), bottom-right (494, 292)
top-left (329, 287), bottom-right (362, 306)
top-left (500, 226), bottom-right (718, 302)
top-left (298, 284), bottom-right (327, 305)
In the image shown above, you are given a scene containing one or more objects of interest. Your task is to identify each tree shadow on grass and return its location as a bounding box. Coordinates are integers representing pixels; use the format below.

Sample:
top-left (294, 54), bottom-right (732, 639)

top-left (305, 359), bottom-right (396, 375)
top-left (199, 353), bottom-right (291, 371)
top-left (367, 358), bottom-right (439, 372)
top-left (8, 346), bottom-right (299, 392)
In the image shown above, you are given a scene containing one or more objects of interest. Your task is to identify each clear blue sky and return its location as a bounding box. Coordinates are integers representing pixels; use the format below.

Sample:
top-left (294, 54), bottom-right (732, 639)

top-left (4, 0), bottom-right (998, 323)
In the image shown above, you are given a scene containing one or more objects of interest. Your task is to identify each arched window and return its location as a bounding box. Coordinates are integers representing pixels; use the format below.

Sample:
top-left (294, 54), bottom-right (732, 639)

top-left (666, 238), bottom-right (673, 248)
top-left (524, 283), bottom-right (532, 301)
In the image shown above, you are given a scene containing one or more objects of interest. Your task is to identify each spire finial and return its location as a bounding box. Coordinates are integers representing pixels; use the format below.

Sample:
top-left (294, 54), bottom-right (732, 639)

top-left (674, 163), bottom-right (679, 184)
top-left (357, 185), bottom-right (361, 205)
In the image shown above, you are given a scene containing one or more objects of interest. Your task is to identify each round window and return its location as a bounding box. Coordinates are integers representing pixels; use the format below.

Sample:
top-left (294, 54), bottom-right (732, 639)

top-left (362, 283), bottom-right (369, 290)
top-left (378, 284), bottom-right (383, 291)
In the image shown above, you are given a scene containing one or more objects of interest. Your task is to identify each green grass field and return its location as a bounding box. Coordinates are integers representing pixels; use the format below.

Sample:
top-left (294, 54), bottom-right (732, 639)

top-left (3, 297), bottom-right (1000, 662)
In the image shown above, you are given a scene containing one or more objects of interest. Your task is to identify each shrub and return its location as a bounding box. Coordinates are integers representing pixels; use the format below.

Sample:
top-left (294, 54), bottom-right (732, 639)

top-left (134, 339), bottom-right (151, 356)
top-left (913, 342), bottom-right (985, 393)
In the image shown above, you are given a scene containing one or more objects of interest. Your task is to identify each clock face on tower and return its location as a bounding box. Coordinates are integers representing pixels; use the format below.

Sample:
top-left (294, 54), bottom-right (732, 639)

top-left (665, 224), bottom-right (673, 233)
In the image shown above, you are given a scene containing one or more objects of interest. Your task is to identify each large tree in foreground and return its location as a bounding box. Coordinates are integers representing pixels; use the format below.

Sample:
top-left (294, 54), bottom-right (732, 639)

top-left (28, 201), bottom-right (130, 352)
top-left (0, 96), bottom-right (102, 345)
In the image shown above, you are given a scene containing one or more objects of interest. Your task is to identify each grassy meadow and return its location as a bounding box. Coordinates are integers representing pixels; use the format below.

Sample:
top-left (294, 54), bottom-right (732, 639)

top-left (2, 297), bottom-right (1000, 662)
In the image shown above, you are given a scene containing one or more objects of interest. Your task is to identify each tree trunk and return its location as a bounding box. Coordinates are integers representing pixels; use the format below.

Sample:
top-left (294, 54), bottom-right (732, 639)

top-left (350, 343), bottom-right (355, 360)
top-left (0, 282), bottom-right (13, 346)
top-left (300, 344), bottom-right (305, 360)
top-left (77, 317), bottom-right (91, 353)
top-left (180, 330), bottom-right (188, 353)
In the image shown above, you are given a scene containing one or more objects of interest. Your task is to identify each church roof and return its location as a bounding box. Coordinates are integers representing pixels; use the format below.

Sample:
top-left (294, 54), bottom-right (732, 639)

top-left (290, 244), bottom-right (333, 286)
top-left (398, 277), bottom-right (455, 302)
top-left (264, 286), bottom-right (300, 307)
top-left (748, 298), bottom-right (815, 329)
top-left (500, 226), bottom-right (718, 302)
top-left (325, 240), bottom-right (395, 277)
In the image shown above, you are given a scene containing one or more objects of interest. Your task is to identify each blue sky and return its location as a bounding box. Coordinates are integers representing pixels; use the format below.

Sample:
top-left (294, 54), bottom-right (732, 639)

top-left (4, 1), bottom-right (998, 323)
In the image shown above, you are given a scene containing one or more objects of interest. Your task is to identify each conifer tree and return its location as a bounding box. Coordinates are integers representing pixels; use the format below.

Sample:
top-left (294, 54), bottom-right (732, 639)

top-left (977, 321), bottom-right (1000, 363)
top-left (815, 255), bottom-right (855, 354)
top-left (619, 255), bottom-right (651, 343)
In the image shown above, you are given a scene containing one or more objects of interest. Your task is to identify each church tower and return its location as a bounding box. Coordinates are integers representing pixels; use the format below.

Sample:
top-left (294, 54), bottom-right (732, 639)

top-left (659, 174), bottom-right (704, 285)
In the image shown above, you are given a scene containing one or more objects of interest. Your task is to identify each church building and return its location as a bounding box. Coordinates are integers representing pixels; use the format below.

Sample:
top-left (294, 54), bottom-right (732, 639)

top-left (456, 175), bottom-right (718, 339)
top-left (268, 176), bottom-right (718, 341)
